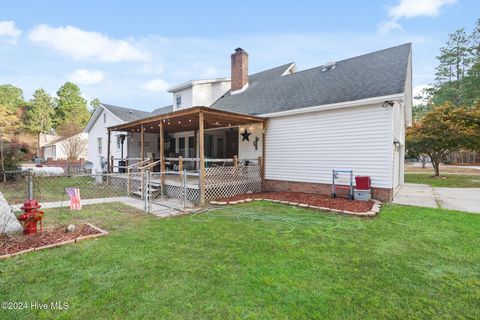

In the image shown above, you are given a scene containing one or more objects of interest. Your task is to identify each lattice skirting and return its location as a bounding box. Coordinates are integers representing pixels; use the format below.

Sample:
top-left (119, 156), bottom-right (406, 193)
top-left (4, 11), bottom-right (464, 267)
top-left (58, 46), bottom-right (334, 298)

top-left (158, 184), bottom-right (199, 204)
top-left (205, 164), bottom-right (262, 200)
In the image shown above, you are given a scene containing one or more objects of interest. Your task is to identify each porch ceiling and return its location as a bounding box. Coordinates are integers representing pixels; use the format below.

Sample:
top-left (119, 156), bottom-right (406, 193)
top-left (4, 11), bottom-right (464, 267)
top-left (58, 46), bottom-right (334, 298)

top-left (108, 106), bottom-right (265, 134)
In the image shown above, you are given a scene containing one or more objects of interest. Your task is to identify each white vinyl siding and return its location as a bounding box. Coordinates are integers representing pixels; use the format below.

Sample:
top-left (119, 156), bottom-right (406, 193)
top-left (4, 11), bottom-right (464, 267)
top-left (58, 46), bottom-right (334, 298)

top-left (170, 81), bottom-right (230, 110)
top-left (86, 108), bottom-right (126, 172)
top-left (392, 102), bottom-right (404, 142)
top-left (172, 88), bottom-right (193, 110)
top-left (238, 124), bottom-right (263, 160)
top-left (265, 103), bottom-right (394, 189)
top-left (193, 81), bottom-right (231, 107)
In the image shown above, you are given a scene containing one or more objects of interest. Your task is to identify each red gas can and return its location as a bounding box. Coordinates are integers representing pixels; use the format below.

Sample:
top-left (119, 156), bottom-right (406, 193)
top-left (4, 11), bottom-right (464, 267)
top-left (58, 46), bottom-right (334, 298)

top-left (355, 176), bottom-right (371, 190)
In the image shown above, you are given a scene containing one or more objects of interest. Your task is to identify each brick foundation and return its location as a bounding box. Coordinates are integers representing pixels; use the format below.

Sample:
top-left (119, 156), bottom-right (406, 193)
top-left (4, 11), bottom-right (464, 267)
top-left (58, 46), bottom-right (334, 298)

top-left (265, 179), bottom-right (393, 202)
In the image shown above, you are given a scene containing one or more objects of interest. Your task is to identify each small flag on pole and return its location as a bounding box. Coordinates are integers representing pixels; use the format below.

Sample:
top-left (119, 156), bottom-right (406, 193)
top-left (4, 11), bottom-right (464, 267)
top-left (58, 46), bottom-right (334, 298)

top-left (66, 188), bottom-right (82, 210)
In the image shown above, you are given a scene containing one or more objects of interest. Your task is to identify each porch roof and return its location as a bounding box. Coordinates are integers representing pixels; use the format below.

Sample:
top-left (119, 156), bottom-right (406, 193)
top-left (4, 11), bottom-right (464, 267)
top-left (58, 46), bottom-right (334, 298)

top-left (108, 106), bottom-right (266, 134)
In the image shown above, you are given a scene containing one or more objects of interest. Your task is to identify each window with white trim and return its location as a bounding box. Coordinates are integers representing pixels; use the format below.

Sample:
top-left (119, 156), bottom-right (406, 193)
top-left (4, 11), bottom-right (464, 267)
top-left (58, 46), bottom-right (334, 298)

top-left (176, 95), bottom-right (182, 108)
top-left (97, 137), bottom-right (102, 155)
top-left (103, 113), bottom-right (107, 123)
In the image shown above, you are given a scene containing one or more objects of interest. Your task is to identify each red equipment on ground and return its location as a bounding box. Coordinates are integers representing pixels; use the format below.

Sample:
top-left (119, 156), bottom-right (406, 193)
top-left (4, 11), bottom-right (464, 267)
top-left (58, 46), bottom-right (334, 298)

top-left (18, 199), bottom-right (44, 235)
top-left (355, 176), bottom-right (371, 190)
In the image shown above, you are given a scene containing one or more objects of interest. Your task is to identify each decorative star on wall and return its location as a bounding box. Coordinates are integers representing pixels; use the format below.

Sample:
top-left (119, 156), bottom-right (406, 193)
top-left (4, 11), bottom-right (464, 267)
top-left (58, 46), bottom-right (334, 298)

top-left (241, 129), bottom-right (251, 141)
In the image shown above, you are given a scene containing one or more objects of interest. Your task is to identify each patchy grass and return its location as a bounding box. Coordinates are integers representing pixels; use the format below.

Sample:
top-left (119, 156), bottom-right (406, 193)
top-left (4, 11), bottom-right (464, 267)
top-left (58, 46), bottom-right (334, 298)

top-left (405, 173), bottom-right (480, 188)
top-left (1, 202), bottom-right (479, 319)
top-left (0, 176), bottom-right (125, 204)
top-left (405, 164), bottom-right (480, 175)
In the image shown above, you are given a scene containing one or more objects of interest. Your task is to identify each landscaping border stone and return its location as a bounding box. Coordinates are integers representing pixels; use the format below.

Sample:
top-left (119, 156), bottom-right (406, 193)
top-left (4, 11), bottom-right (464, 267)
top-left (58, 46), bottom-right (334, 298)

top-left (210, 198), bottom-right (382, 217)
top-left (0, 223), bottom-right (108, 260)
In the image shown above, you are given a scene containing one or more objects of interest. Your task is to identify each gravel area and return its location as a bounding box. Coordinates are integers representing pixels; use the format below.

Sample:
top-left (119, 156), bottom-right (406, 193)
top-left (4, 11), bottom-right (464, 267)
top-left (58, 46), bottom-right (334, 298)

top-left (219, 192), bottom-right (374, 213)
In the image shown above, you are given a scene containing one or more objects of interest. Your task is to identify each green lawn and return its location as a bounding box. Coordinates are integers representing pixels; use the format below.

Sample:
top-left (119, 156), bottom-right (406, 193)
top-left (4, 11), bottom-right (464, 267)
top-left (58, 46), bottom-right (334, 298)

top-left (0, 176), bottom-right (125, 204)
top-left (405, 173), bottom-right (480, 188)
top-left (1, 202), bottom-right (479, 319)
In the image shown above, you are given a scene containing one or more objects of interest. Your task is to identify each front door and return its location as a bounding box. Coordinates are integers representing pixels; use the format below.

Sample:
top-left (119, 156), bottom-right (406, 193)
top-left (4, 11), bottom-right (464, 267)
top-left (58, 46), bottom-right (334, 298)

top-left (225, 128), bottom-right (238, 158)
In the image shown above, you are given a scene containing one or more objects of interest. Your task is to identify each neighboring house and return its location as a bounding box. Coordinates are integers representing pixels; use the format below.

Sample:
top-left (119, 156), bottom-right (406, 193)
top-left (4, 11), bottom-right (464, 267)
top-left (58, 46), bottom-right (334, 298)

top-left (38, 132), bottom-right (59, 158)
top-left (42, 132), bottom-right (88, 160)
top-left (88, 44), bottom-right (412, 201)
top-left (84, 103), bottom-right (172, 172)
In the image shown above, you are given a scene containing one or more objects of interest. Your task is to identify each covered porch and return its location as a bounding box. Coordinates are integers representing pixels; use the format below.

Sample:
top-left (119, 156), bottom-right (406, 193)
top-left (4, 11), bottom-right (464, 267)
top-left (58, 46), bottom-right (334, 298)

top-left (107, 107), bottom-right (266, 205)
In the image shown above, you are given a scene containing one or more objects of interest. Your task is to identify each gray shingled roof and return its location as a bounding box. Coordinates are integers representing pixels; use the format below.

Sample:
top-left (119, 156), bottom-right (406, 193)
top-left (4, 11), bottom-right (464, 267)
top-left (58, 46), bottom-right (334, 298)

top-left (151, 105), bottom-right (173, 115)
top-left (102, 103), bottom-right (151, 122)
top-left (211, 43), bottom-right (411, 115)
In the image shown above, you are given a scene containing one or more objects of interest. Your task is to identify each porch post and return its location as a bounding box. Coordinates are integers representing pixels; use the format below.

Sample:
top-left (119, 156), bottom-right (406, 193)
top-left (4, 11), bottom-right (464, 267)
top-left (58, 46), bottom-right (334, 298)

top-left (199, 112), bottom-right (205, 205)
top-left (159, 122), bottom-right (165, 171)
top-left (140, 125), bottom-right (145, 161)
top-left (107, 129), bottom-right (111, 173)
top-left (140, 125), bottom-right (145, 199)
top-left (193, 129), bottom-right (197, 170)
top-left (262, 122), bottom-right (266, 191)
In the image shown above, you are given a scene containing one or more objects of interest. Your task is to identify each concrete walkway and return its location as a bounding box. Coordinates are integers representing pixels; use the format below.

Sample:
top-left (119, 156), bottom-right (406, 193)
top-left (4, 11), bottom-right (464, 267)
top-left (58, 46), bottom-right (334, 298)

top-left (10, 196), bottom-right (188, 216)
top-left (394, 183), bottom-right (480, 213)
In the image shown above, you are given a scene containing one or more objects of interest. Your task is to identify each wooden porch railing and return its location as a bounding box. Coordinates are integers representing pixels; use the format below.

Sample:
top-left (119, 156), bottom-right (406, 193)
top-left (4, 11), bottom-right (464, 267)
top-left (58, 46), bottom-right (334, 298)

top-left (120, 155), bottom-right (264, 198)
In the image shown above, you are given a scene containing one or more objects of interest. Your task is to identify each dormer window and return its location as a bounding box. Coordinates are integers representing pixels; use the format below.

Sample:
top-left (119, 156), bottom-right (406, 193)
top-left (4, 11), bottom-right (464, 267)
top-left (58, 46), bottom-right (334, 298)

top-left (176, 95), bottom-right (182, 108)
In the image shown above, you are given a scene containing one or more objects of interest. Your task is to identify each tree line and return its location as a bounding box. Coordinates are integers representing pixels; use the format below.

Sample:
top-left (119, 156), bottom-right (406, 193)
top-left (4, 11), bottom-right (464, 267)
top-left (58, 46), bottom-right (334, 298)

top-left (407, 18), bottom-right (480, 176)
top-left (0, 82), bottom-right (99, 175)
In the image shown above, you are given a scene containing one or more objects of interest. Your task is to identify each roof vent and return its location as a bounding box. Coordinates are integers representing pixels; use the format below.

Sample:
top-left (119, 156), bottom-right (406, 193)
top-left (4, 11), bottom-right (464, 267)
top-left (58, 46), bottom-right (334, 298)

top-left (129, 110), bottom-right (133, 114)
top-left (321, 61), bottom-right (336, 72)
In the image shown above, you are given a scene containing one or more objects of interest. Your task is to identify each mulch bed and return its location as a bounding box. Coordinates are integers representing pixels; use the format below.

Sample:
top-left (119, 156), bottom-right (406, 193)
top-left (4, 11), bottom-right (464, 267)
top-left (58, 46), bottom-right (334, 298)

top-left (218, 192), bottom-right (374, 213)
top-left (0, 224), bottom-right (104, 257)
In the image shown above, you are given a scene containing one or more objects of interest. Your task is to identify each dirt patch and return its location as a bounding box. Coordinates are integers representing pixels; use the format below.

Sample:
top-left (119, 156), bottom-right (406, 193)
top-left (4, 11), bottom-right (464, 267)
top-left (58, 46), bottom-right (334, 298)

top-left (218, 192), bottom-right (374, 213)
top-left (0, 224), bottom-right (102, 256)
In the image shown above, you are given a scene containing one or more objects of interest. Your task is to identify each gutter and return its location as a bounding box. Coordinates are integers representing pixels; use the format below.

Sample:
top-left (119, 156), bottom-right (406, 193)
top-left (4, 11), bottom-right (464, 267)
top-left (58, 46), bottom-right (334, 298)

top-left (259, 93), bottom-right (405, 118)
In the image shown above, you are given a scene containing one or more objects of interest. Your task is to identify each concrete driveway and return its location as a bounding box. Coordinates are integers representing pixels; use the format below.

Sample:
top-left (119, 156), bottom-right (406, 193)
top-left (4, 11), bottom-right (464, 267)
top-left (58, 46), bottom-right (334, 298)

top-left (394, 183), bottom-right (480, 213)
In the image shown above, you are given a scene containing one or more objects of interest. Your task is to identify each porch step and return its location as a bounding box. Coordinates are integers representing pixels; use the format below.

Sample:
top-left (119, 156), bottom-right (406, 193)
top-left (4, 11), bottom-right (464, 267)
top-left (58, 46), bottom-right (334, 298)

top-left (132, 186), bottom-right (161, 198)
top-left (132, 191), bottom-right (142, 197)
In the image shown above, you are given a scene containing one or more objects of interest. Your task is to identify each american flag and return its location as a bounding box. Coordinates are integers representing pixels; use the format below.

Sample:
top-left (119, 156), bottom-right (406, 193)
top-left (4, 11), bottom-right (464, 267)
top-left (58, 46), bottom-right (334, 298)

top-left (66, 188), bottom-right (82, 210)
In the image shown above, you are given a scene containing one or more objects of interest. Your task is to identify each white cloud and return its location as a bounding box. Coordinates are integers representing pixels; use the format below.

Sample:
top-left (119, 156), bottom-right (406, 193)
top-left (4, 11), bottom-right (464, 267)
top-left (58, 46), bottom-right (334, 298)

top-left (389, 0), bottom-right (457, 20)
top-left (377, 20), bottom-right (403, 35)
top-left (377, 0), bottom-right (456, 35)
top-left (28, 24), bottom-right (149, 62)
top-left (0, 21), bottom-right (21, 44)
top-left (67, 69), bottom-right (105, 85)
top-left (141, 79), bottom-right (169, 92)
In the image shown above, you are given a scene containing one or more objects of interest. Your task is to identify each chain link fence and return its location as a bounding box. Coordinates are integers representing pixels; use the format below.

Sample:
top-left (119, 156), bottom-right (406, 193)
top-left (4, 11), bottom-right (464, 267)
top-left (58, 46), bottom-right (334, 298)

top-left (0, 169), bottom-right (196, 238)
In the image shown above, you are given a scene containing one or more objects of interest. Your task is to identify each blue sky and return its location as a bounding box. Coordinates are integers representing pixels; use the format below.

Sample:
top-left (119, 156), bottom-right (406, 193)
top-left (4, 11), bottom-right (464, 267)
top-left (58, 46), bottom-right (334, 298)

top-left (0, 0), bottom-right (479, 111)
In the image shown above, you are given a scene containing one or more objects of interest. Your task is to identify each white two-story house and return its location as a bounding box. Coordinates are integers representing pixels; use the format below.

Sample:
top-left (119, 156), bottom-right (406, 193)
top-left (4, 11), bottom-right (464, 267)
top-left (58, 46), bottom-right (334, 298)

top-left (86, 44), bottom-right (412, 201)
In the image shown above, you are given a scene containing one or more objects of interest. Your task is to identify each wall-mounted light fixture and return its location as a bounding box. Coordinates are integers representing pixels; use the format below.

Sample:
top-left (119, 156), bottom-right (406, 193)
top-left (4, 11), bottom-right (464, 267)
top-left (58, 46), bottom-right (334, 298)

top-left (382, 100), bottom-right (395, 108)
top-left (393, 140), bottom-right (400, 147)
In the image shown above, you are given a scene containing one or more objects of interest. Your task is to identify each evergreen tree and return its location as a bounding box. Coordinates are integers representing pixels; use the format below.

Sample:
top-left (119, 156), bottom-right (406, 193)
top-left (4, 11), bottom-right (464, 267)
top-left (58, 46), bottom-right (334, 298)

top-left (0, 84), bottom-right (24, 113)
top-left (434, 28), bottom-right (471, 106)
top-left (90, 97), bottom-right (101, 113)
top-left (55, 82), bottom-right (90, 129)
top-left (24, 89), bottom-right (55, 156)
top-left (25, 89), bottom-right (54, 134)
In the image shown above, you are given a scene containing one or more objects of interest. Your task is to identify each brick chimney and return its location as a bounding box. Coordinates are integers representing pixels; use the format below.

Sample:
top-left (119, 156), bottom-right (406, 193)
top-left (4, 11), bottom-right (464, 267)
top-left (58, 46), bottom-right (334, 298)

top-left (231, 48), bottom-right (248, 92)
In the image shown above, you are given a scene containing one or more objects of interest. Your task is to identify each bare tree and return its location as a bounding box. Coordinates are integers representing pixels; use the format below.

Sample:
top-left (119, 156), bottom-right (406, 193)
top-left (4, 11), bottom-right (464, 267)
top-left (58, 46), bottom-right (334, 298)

top-left (60, 134), bottom-right (87, 160)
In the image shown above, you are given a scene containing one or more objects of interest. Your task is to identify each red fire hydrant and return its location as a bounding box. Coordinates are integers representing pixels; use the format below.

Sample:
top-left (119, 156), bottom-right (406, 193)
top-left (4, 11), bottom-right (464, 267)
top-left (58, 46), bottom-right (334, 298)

top-left (18, 199), bottom-right (44, 235)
